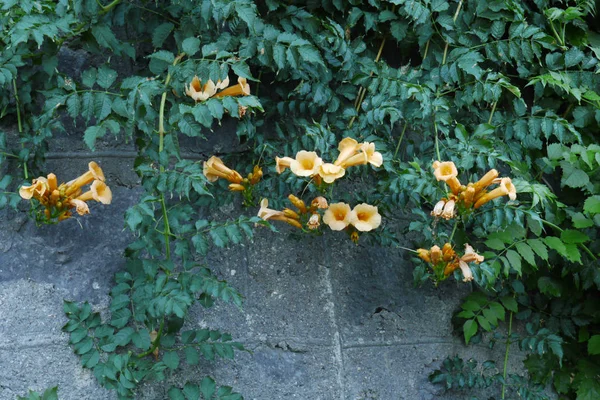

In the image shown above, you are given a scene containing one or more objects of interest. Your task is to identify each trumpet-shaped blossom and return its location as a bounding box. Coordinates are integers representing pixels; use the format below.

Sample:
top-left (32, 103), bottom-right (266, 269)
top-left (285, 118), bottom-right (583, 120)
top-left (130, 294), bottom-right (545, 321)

top-left (19, 177), bottom-right (49, 200)
top-left (432, 161), bottom-right (461, 194)
top-left (472, 169), bottom-right (498, 194)
top-left (290, 151), bottom-right (323, 177)
top-left (474, 177), bottom-right (517, 208)
top-left (66, 161), bottom-right (105, 195)
top-left (461, 244), bottom-right (484, 264)
top-left (334, 138), bottom-right (360, 166)
top-left (213, 77), bottom-right (250, 98)
top-left (458, 260), bottom-right (474, 282)
top-left (275, 156), bottom-right (294, 174)
top-left (258, 199), bottom-right (302, 229)
top-left (323, 202), bottom-right (352, 231)
top-left (69, 199), bottom-right (90, 215)
top-left (359, 142), bottom-right (383, 167)
top-left (77, 180), bottom-right (112, 204)
top-left (185, 76), bottom-right (217, 102)
top-left (350, 203), bottom-right (381, 232)
top-left (203, 156), bottom-right (243, 183)
top-left (318, 163), bottom-right (345, 183)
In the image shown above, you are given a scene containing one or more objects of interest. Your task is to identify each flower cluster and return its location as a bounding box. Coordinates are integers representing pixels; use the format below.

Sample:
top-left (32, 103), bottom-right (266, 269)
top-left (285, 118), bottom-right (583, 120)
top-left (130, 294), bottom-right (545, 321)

top-left (203, 156), bottom-right (262, 197)
top-left (416, 243), bottom-right (484, 282)
top-left (258, 195), bottom-right (328, 230)
top-left (19, 161), bottom-right (112, 222)
top-left (431, 161), bottom-right (517, 219)
top-left (185, 75), bottom-right (250, 103)
top-left (275, 137), bottom-right (382, 184)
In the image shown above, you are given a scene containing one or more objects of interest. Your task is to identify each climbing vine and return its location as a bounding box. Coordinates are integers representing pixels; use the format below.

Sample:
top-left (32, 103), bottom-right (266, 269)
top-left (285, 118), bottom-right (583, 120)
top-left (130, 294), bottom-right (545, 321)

top-left (2, 0), bottom-right (600, 399)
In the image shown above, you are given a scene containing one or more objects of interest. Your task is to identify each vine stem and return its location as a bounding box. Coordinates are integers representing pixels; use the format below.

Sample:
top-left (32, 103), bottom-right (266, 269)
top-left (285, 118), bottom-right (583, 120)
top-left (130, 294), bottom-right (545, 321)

top-left (433, 120), bottom-right (441, 161)
top-left (488, 101), bottom-right (497, 124)
top-left (393, 123), bottom-right (408, 160)
top-left (501, 311), bottom-right (513, 399)
top-left (12, 79), bottom-right (28, 179)
top-left (158, 54), bottom-right (185, 260)
top-left (137, 318), bottom-right (164, 358)
top-left (540, 219), bottom-right (597, 260)
top-left (449, 219), bottom-right (459, 242)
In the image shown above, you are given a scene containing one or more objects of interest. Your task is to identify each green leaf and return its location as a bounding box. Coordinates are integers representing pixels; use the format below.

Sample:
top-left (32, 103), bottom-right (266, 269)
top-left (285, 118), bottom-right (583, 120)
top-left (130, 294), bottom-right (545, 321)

top-left (500, 296), bottom-right (518, 313)
top-left (200, 376), bottom-right (216, 399)
top-left (584, 196), bottom-right (600, 214)
top-left (184, 347), bottom-right (200, 365)
top-left (182, 37), bottom-right (201, 56)
top-left (83, 125), bottom-right (106, 151)
top-left (96, 65), bottom-right (117, 89)
top-left (168, 388), bottom-right (185, 400)
top-left (163, 351), bottom-right (180, 370)
top-left (588, 335), bottom-right (600, 355)
top-left (152, 22), bottom-right (174, 48)
top-left (527, 239), bottom-right (548, 261)
top-left (538, 277), bottom-right (562, 297)
top-left (505, 250), bottom-right (522, 275)
top-left (561, 229), bottom-right (589, 244)
top-left (183, 382), bottom-right (200, 400)
top-left (463, 319), bottom-right (478, 345)
top-left (561, 162), bottom-right (589, 188)
top-left (515, 242), bottom-right (536, 266)
top-left (485, 238), bottom-right (505, 250)
top-left (82, 68), bottom-right (97, 88)
top-left (81, 350), bottom-right (100, 368)
top-left (132, 329), bottom-right (151, 350)
top-left (544, 237), bottom-right (567, 257)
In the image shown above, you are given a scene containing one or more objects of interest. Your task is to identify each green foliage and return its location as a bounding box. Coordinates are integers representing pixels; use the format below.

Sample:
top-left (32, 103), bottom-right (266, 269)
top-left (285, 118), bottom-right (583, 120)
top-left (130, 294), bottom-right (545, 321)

top-left (2, 0), bottom-right (600, 399)
top-left (168, 377), bottom-right (243, 400)
top-left (17, 386), bottom-right (58, 400)
top-left (429, 356), bottom-right (549, 400)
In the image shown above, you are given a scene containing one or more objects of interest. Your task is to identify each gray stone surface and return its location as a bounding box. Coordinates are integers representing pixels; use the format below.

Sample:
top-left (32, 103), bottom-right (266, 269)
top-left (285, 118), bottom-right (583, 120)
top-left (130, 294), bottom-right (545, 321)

top-left (0, 156), bottom-right (526, 400)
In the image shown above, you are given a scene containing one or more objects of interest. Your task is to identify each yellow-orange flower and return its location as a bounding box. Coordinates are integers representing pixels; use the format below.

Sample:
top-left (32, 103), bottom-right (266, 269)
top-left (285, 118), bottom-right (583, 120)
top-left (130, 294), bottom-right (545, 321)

top-left (461, 244), bottom-right (484, 264)
top-left (472, 169), bottom-right (499, 194)
top-left (275, 156), bottom-right (294, 174)
top-left (290, 151), bottom-right (322, 177)
top-left (359, 142), bottom-right (383, 167)
top-left (323, 202), bottom-right (352, 231)
top-left (19, 177), bottom-right (49, 200)
top-left (185, 76), bottom-right (217, 102)
top-left (430, 245), bottom-right (442, 265)
top-left (216, 77), bottom-right (230, 90)
top-left (288, 194), bottom-right (308, 213)
top-left (433, 161), bottom-right (461, 195)
top-left (417, 248), bottom-right (431, 263)
top-left (47, 173), bottom-right (58, 192)
top-left (65, 161), bottom-right (105, 195)
top-left (213, 77), bottom-right (250, 98)
top-left (350, 203), bottom-right (381, 232)
top-left (474, 177), bottom-right (517, 208)
top-left (228, 183), bottom-right (245, 192)
top-left (258, 198), bottom-right (302, 229)
top-left (458, 260), bottom-right (473, 282)
top-left (203, 156), bottom-right (243, 183)
top-left (311, 196), bottom-right (328, 210)
top-left (318, 163), bottom-right (345, 183)
top-left (69, 199), bottom-right (90, 215)
top-left (76, 180), bottom-right (112, 204)
top-left (334, 137), bottom-right (360, 166)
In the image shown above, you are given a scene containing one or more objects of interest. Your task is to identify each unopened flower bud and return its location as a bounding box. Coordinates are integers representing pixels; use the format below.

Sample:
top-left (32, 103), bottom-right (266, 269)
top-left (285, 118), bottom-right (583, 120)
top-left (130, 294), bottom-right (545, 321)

top-left (283, 208), bottom-right (300, 220)
top-left (430, 245), bottom-right (442, 265)
top-left (416, 248), bottom-right (431, 263)
top-left (228, 183), bottom-right (245, 192)
top-left (285, 218), bottom-right (303, 229)
top-left (350, 231), bottom-right (359, 243)
top-left (288, 194), bottom-right (307, 213)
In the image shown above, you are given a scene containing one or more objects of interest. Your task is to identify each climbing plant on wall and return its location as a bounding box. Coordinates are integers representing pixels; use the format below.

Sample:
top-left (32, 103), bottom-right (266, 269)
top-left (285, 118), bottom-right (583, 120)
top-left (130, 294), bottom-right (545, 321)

top-left (2, 0), bottom-right (600, 399)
